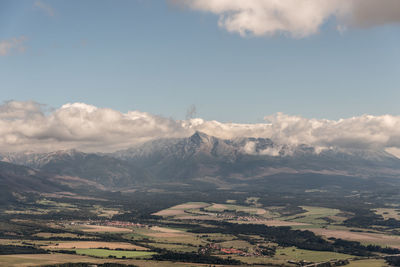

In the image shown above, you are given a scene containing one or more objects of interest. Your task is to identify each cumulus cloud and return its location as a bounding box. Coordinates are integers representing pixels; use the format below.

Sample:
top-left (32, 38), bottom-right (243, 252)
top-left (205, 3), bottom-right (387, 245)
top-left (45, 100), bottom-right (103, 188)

top-left (173, 0), bottom-right (400, 37)
top-left (0, 36), bottom-right (27, 56)
top-left (0, 101), bottom-right (189, 152)
top-left (1, 101), bottom-right (400, 154)
top-left (34, 1), bottom-right (55, 17)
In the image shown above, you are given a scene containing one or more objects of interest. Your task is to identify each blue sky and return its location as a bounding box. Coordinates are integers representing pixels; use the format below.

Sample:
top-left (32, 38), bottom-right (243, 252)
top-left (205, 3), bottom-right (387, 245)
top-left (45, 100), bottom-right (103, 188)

top-left (1, 0), bottom-right (399, 122)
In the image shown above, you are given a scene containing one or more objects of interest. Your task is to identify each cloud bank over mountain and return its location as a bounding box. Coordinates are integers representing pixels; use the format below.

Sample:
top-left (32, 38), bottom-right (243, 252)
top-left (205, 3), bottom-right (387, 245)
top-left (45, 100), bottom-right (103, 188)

top-left (1, 101), bottom-right (400, 154)
top-left (173, 0), bottom-right (400, 37)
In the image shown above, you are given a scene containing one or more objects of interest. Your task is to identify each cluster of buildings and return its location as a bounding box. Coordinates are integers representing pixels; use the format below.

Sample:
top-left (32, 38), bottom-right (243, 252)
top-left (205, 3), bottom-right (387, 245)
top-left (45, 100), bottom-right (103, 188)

top-left (215, 213), bottom-right (266, 222)
top-left (101, 220), bottom-right (147, 228)
top-left (198, 243), bottom-right (273, 257)
top-left (68, 220), bottom-right (148, 228)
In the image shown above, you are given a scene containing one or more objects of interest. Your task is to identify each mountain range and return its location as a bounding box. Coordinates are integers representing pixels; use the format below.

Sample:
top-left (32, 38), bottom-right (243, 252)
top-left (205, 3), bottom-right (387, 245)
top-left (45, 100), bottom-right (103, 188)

top-left (1, 131), bottom-right (400, 195)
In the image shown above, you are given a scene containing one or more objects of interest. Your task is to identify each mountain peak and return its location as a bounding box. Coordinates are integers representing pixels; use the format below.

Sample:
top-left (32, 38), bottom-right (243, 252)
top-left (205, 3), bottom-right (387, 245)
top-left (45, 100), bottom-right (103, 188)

top-left (191, 131), bottom-right (209, 138)
top-left (189, 131), bottom-right (214, 145)
top-left (47, 149), bottom-right (83, 157)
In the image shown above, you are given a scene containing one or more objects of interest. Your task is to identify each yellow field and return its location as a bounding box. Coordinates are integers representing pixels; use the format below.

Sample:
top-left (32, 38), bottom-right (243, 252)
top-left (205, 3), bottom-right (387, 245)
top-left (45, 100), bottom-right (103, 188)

top-left (311, 229), bottom-right (400, 248)
top-left (0, 254), bottom-right (213, 267)
top-left (78, 224), bottom-right (133, 232)
top-left (152, 202), bottom-right (209, 216)
top-left (129, 227), bottom-right (207, 247)
top-left (0, 254), bottom-right (110, 267)
top-left (205, 203), bottom-right (267, 215)
top-left (374, 208), bottom-right (400, 220)
top-left (150, 226), bottom-right (184, 233)
top-left (168, 202), bottom-right (209, 210)
top-left (152, 209), bottom-right (186, 216)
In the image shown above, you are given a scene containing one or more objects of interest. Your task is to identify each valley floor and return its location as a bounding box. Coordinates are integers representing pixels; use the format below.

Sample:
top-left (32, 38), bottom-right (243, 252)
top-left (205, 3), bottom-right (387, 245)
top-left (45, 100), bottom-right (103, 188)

top-left (2, 189), bottom-right (400, 267)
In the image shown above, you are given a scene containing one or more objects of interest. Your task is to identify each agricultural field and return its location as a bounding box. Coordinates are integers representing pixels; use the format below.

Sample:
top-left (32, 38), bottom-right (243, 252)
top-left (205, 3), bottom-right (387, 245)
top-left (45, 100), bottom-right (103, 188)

top-left (278, 206), bottom-right (343, 226)
top-left (0, 254), bottom-right (208, 267)
top-left (153, 201), bottom-right (345, 229)
top-left (93, 205), bottom-right (121, 218)
top-left (151, 201), bottom-right (400, 255)
top-left (374, 208), bottom-right (400, 221)
top-left (1, 192), bottom-right (400, 267)
top-left (71, 224), bottom-right (133, 233)
top-left (154, 201), bottom-right (277, 221)
top-left (74, 248), bottom-right (155, 258)
top-left (146, 242), bottom-right (198, 253)
top-left (0, 254), bottom-right (109, 267)
top-left (152, 202), bottom-right (209, 216)
top-left (125, 225), bottom-right (207, 248)
top-left (43, 241), bottom-right (149, 250)
top-left (204, 203), bottom-right (267, 215)
top-left (346, 259), bottom-right (389, 267)
top-left (33, 232), bottom-right (94, 239)
top-left (275, 246), bottom-right (353, 262)
top-left (311, 228), bottom-right (400, 249)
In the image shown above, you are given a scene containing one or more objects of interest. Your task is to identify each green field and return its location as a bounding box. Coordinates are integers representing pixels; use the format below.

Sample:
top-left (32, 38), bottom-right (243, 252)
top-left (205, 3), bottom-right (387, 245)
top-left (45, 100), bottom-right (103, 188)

top-left (280, 206), bottom-right (342, 226)
top-left (346, 259), bottom-right (388, 267)
top-left (275, 247), bottom-right (353, 262)
top-left (75, 248), bottom-right (156, 259)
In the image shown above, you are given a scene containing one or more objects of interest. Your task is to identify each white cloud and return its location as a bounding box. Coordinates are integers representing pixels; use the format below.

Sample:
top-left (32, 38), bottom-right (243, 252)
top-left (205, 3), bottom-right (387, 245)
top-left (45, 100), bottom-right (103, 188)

top-left (0, 101), bottom-right (189, 152)
top-left (386, 147), bottom-right (400, 158)
top-left (1, 101), bottom-right (400, 153)
top-left (173, 0), bottom-right (400, 37)
top-left (0, 36), bottom-right (27, 56)
top-left (34, 1), bottom-right (55, 17)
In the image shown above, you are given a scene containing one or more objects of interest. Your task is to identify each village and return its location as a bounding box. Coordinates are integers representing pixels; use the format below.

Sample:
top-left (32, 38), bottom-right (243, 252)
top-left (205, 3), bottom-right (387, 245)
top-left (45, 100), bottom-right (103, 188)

top-left (198, 242), bottom-right (275, 257)
top-left (68, 220), bottom-right (149, 229)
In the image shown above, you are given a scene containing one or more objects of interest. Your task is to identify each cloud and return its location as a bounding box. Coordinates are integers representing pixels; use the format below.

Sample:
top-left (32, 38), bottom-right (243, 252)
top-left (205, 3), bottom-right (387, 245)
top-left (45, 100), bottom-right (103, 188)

top-left (0, 36), bottom-right (27, 56)
top-left (1, 101), bottom-right (400, 154)
top-left (34, 0), bottom-right (55, 17)
top-left (347, 0), bottom-right (400, 28)
top-left (0, 101), bottom-right (189, 153)
top-left (173, 0), bottom-right (400, 37)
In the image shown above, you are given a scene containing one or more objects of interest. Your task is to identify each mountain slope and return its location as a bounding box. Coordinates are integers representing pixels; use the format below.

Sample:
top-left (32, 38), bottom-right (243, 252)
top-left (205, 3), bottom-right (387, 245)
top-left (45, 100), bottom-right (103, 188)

top-left (114, 131), bottom-right (400, 181)
top-left (0, 161), bottom-right (69, 204)
top-left (3, 132), bottom-right (400, 191)
top-left (1, 150), bottom-right (150, 189)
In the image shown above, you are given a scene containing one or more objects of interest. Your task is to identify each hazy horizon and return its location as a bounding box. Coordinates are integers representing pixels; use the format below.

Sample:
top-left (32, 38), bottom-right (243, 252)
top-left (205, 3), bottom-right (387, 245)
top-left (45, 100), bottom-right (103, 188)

top-left (0, 100), bottom-right (399, 156)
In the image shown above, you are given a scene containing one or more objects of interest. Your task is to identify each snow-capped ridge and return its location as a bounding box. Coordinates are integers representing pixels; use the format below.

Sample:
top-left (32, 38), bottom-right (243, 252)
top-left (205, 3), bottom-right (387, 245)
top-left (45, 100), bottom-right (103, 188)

top-left (0, 149), bottom-right (86, 169)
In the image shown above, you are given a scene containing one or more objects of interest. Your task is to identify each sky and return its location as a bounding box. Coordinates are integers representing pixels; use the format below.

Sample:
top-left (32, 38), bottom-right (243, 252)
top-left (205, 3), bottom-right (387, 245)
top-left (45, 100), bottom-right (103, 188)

top-left (1, 0), bottom-right (399, 122)
top-left (0, 0), bottom-right (400, 153)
